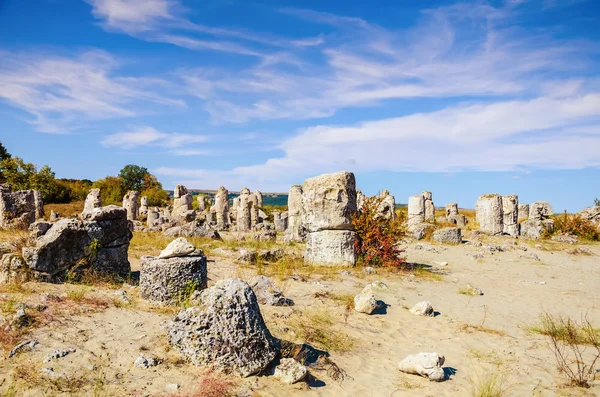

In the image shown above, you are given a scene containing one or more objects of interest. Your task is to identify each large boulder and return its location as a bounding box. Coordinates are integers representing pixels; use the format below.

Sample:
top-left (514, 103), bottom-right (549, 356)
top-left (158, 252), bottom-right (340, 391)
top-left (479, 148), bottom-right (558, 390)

top-left (301, 172), bottom-right (357, 232)
top-left (167, 279), bottom-right (277, 377)
top-left (22, 206), bottom-right (132, 280)
top-left (530, 202), bottom-right (553, 221)
top-left (520, 218), bottom-right (554, 240)
top-left (0, 186), bottom-right (36, 229)
top-left (475, 194), bottom-right (503, 235)
top-left (578, 206), bottom-right (600, 224)
top-left (304, 230), bottom-right (356, 267)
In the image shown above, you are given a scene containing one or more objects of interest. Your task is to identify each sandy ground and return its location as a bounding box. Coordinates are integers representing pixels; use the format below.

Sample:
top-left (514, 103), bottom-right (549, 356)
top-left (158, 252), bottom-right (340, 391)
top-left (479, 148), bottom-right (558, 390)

top-left (1, 233), bottom-right (600, 396)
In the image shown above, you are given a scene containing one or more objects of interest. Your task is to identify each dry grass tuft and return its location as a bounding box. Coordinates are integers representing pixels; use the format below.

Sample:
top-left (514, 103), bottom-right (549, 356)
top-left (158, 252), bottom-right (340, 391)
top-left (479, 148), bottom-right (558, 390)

top-left (470, 371), bottom-right (512, 397)
top-left (43, 201), bottom-right (84, 218)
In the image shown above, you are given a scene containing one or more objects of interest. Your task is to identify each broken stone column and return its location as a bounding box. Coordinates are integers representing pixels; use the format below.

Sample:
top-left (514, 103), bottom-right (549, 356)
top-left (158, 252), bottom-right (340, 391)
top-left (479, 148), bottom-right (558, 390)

top-left (407, 194), bottom-right (426, 230)
top-left (253, 190), bottom-right (263, 209)
top-left (172, 185), bottom-right (193, 220)
top-left (122, 191), bottom-right (139, 221)
top-left (521, 201), bottom-right (554, 239)
top-left (237, 188), bottom-right (252, 232)
top-left (139, 196), bottom-right (149, 216)
top-left (147, 210), bottom-right (160, 227)
top-left (83, 188), bottom-right (102, 215)
top-left (475, 194), bottom-right (503, 235)
top-left (0, 185), bottom-right (37, 229)
top-left (206, 210), bottom-right (216, 226)
top-left (273, 211), bottom-right (288, 232)
top-left (422, 191), bottom-right (435, 222)
top-left (302, 172), bottom-right (357, 266)
top-left (502, 194), bottom-right (519, 237)
top-left (518, 204), bottom-right (530, 222)
top-left (286, 185), bottom-right (304, 242)
top-left (445, 203), bottom-right (458, 219)
top-left (140, 238), bottom-right (207, 306)
top-left (377, 190), bottom-right (396, 220)
top-left (33, 190), bottom-right (44, 220)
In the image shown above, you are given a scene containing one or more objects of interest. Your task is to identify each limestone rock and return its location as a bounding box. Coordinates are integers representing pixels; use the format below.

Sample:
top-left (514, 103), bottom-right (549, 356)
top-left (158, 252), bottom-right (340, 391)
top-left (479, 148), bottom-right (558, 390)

top-left (377, 192), bottom-right (396, 220)
top-left (502, 194), bottom-right (519, 237)
top-left (445, 203), bottom-right (458, 219)
top-left (301, 171), bottom-right (357, 232)
top-left (304, 230), bottom-right (356, 267)
top-left (237, 188), bottom-right (252, 232)
top-left (354, 285), bottom-right (383, 314)
top-left (167, 279), bottom-right (277, 377)
top-left (140, 250), bottom-right (207, 305)
top-left (407, 194), bottom-right (426, 229)
top-left (83, 188), bottom-right (102, 214)
top-left (476, 194), bottom-right (503, 235)
top-left (410, 301), bottom-right (434, 316)
top-left (159, 237), bottom-right (196, 259)
top-left (518, 204), bottom-right (530, 222)
top-left (578, 206), bottom-right (600, 223)
top-left (0, 254), bottom-right (30, 284)
top-left (432, 227), bottom-right (461, 245)
top-left (530, 202), bottom-right (553, 221)
top-left (286, 185), bottom-right (304, 242)
top-left (33, 190), bottom-right (44, 219)
top-left (411, 223), bottom-right (435, 240)
top-left (273, 358), bottom-right (308, 384)
top-left (248, 275), bottom-right (294, 306)
top-left (122, 191), bottom-right (139, 221)
top-left (423, 191), bottom-right (435, 222)
top-left (398, 352), bottom-right (446, 382)
top-left (214, 186), bottom-right (230, 230)
top-left (0, 186), bottom-right (36, 229)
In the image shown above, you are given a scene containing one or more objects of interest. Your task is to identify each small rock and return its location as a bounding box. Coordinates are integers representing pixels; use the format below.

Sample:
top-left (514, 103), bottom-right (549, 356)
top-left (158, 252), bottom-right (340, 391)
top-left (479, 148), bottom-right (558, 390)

top-left (410, 301), bottom-right (434, 317)
top-left (434, 261), bottom-right (448, 267)
top-left (354, 285), bottom-right (384, 314)
top-left (134, 354), bottom-right (159, 368)
top-left (237, 249), bottom-right (258, 263)
top-left (363, 266), bottom-right (376, 275)
top-left (166, 383), bottom-right (180, 391)
top-left (159, 238), bottom-right (196, 259)
top-left (520, 253), bottom-right (541, 261)
top-left (43, 348), bottom-right (76, 363)
top-left (369, 281), bottom-right (388, 290)
top-left (273, 358), bottom-right (308, 384)
top-left (114, 290), bottom-right (130, 304)
top-left (8, 340), bottom-right (38, 358)
top-left (398, 352), bottom-right (446, 382)
top-left (40, 367), bottom-right (66, 378)
top-left (11, 308), bottom-right (32, 328)
top-left (465, 284), bottom-right (484, 296)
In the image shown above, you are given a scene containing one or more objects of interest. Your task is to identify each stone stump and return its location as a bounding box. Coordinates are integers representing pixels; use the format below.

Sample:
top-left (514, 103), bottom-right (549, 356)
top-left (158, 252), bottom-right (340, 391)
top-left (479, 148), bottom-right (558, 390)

top-left (475, 194), bottom-right (503, 235)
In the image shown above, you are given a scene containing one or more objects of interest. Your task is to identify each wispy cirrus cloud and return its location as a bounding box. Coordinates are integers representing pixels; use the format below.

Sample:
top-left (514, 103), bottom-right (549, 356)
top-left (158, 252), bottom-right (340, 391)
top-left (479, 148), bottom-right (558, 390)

top-left (0, 50), bottom-right (183, 133)
top-left (101, 126), bottom-right (208, 155)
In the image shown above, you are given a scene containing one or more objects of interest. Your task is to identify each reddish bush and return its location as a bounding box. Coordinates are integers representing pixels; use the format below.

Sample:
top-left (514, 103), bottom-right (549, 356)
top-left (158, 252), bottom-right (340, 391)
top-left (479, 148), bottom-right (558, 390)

top-left (352, 195), bottom-right (406, 268)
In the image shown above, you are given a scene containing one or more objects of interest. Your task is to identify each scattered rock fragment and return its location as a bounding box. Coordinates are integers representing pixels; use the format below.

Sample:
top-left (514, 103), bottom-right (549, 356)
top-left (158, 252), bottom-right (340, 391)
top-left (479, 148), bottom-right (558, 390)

top-left (8, 340), bottom-right (38, 358)
top-left (159, 237), bottom-right (196, 259)
top-left (398, 352), bottom-right (446, 382)
top-left (43, 348), bottom-right (76, 363)
top-left (354, 285), bottom-right (384, 314)
top-left (410, 301), bottom-right (434, 317)
top-left (465, 284), bottom-right (484, 296)
top-left (248, 276), bottom-right (294, 306)
top-left (273, 358), bottom-right (308, 384)
top-left (134, 354), bottom-right (159, 369)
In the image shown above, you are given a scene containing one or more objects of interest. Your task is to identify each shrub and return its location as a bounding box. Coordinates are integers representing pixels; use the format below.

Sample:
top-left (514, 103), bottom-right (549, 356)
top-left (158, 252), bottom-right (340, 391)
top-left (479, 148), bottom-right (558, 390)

top-left (538, 312), bottom-right (600, 387)
top-left (352, 195), bottom-right (406, 268)
top-left (552, 211), bottom-right (600, 241)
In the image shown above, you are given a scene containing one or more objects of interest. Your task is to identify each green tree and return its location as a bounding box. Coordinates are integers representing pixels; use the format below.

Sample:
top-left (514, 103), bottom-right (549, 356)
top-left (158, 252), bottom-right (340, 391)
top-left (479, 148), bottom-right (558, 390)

top-left (0, 141), bottom-right (10, 162)
top-left (0, 157), bottom-right (36, 190)
top-left (93, 176), bottom-right (125, 205)
top-left (119, 164), bottom-right (149, 192)
top-left (140, 173), bottom-right (169, 206)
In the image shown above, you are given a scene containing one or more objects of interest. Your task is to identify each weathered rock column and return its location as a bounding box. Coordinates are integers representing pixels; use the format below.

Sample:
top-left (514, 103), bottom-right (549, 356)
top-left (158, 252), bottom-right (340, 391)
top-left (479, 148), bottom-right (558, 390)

top-left (521, 202), bottom-right (553, 239)
top-left (83, 188), bottom-right (102, 215)
top-left (253, 190), bottom-right (263, 209)
top-left (475, 194), bottom-right (503, 235)
top-left (172, 185), bottom-right (194, 220)
top-left (147, 210), bottom-right (160, 227)
top-left (377, 190), bottom-right (396, 219)
top-left (407, 194), bottom-right (426, 230)
top-left (445, 203), bottom-right (458, 219)
top-left (33, 190), bottom-right (44, 220)
top-left (273, 212), bottom-right (288, 232)
top-left (423, 191), bottom-right (435, 222)
top-left (122, 191), bottom-right (139, 221)
top-left (214, 186), bottom-right (230, 230)
top-left (237, 188), bottom-right (252, 232)
top-left (518, 204), bottom-right (530, 222)
top-left (0, 185), bottom-right (36, 229)
top-left (197, 195), bottom-right (206, 212)
top-left (286, 185), bottom-right (304, 242)
top-left (502, 194), bottom-right (519, 237)
top-left (356, 190), bottom-right (366, 211)
top-left (139, 196), bottom-right (149, 216)
top-left (302, 172), bottom-right (357, 266)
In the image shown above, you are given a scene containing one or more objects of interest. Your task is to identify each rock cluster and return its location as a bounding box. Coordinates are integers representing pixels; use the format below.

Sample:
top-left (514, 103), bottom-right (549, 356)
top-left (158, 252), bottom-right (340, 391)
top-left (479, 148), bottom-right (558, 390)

top-left (302, 172), bottom-right (357, 266)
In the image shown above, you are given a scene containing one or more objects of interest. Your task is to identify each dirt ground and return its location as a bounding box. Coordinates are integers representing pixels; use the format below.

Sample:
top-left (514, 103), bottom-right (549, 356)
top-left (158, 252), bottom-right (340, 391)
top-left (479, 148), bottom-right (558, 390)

top-left (1, 232), bottom-right (599, 396)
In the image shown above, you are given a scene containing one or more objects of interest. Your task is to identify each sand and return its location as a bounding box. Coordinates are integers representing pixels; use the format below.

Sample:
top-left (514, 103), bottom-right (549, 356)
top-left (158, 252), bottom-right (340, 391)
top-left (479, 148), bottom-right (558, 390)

top-left (1, 234), bottom-right (599, 396)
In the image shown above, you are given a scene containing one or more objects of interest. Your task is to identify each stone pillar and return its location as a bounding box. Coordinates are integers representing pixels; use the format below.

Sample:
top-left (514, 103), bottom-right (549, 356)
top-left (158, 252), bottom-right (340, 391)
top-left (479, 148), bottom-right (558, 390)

top-left (147, 210), bottom-right (159, 227)
top-left (445, 203), bottom-right (458, 219)
top-left (407, 194), bottom-right (426, 230)
top-left (83, 188), bottom-right (102, 214)
top-left (302, 172), bottom-right (357, 266)
top-left (502, 194), bottom-right (519, 237)
top-left (274, 211), bottom-right (288, 232)
top-left (286, 185), bottom-right (304, 242)
top-left (422, 191), bottom-right (435, 222)
top-left (356, 190), bottom-right (365, 211)
top-left (518, 204), bottom-right (529, 222)
top-left (122, 191), bottom-right (139, 221)
top-left (214, 186), bottom-right (229, 230)
top-left (33, 190), bottom-right (44, 219)
top-left (520, 201), bottom-right (553, 239)
top-left (139, 196), bottom-right (149, 216)
top-left (172, 185), bottom-right (193, 219)
top-left (207, 210), bottom-right (217, 225)
top-left (197, 195), bottom-right (206, 212)
top-left (530, 202), bottom-right (553, 221)
top-left (237, 188), bottom-right (252, 232)
top-left (475, 194), bottom-right (503, 235)
top-left (378, 191), bottom-right (396, 220)
top-left (253, 190), bottom-right (263, 208)
top-left (0, 185), bottom-right (36, 229)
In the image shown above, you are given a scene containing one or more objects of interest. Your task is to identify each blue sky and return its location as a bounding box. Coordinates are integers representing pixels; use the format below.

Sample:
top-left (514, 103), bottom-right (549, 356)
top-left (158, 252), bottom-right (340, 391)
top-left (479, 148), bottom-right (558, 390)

top-left (1, 0), bottom-right (599, 211)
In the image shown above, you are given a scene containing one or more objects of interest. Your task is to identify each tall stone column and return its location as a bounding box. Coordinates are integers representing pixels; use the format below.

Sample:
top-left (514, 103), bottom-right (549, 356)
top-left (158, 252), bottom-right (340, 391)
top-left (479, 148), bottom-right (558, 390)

top-left (122, 191), bottom-right (139, 221)
top-left (214, 186), bottom-right (230, 230)
top-left (423, 191), bottom-right (435, 222)
top-left (502, 194), bottom-right (519, 237)
top-left (475, 194), bottom-right (503, 235)
top-left (286, 185), bottom-right (304, 242)
top-left (237, 188), bottom-right (252, 232)
top-left (407, 194), bottom-right (426, 230)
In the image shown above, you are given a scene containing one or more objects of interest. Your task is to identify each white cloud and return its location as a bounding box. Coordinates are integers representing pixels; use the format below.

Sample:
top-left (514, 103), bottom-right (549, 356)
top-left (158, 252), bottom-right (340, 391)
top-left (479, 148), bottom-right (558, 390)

top-left (0, 50), bottom-right (183, 133)
top-left (155, 94), bottom-right (600, 189)
top-left (101, 126), bottom-right (208, 150)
